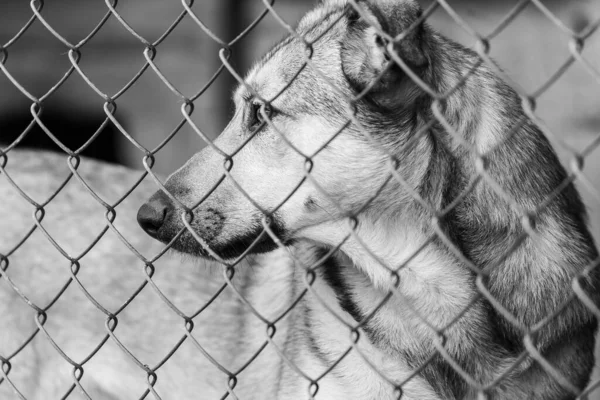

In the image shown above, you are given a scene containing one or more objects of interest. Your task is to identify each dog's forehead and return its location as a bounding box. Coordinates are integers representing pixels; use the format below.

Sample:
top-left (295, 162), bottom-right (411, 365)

top-left (242, 38), bottom-right (305, 101)
top-left (240, 7), bottom-right (349, 104)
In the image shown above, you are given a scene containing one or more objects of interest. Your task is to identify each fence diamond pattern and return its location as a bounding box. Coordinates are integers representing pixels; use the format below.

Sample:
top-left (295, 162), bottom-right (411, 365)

top-left (1, 0), bottom-right (600, 399)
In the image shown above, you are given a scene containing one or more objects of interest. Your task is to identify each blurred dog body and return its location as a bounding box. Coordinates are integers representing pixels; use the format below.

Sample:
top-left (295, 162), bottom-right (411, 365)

top-left (0, 149), bottom-right (301, 400)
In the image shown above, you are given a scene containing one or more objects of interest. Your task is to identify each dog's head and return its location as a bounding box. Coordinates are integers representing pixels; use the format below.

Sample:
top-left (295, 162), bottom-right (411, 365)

top-left (138, 0), bottom-right (434, 260)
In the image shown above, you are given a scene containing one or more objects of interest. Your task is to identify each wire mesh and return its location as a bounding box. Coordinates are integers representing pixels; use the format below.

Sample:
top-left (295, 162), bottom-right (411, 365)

top-left (1, 0), bottom-right (600, 399)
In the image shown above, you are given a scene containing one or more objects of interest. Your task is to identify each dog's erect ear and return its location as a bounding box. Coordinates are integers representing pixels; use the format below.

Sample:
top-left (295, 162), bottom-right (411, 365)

top-left (340, 0), bottom-right (428, 107)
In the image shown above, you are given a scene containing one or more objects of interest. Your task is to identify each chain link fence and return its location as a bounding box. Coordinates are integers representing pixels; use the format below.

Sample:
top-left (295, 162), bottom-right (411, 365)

top-left (1, 0), bottom-right (600, 399)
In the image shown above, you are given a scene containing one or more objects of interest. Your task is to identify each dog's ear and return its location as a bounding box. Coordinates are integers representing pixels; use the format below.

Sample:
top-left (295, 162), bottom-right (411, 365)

top-left (340, 0), bottom-right (428, 107)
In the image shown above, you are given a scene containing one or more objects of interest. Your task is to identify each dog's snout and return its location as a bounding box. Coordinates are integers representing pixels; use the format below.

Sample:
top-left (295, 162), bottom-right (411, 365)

top-left (137, 191), bottom-right (172, 237)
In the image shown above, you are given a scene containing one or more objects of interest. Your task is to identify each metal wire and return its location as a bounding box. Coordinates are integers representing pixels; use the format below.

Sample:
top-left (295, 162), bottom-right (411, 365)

top-left (0, 0), bottom-right (599, 399)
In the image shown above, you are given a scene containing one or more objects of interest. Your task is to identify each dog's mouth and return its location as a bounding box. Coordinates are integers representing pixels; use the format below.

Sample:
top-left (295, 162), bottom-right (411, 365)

top-left (155, 216), bottom-right (288, 261)
top-left (167, 226), bottom-right (285, 260)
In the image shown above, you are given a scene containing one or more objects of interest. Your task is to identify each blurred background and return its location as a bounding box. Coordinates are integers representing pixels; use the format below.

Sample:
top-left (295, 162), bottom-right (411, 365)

top-left (1, 0), bottom-right (599, 383)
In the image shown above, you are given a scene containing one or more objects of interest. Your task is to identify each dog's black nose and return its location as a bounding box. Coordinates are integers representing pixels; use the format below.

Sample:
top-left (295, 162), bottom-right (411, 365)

top-left (137, 191), bottom-right (171, 237)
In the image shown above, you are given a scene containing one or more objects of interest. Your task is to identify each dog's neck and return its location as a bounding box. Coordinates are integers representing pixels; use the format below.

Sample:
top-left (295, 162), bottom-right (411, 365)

top-left (298, 212), bottom-right (478, 367)
top-left (302, 214), bottom-right (466, 298)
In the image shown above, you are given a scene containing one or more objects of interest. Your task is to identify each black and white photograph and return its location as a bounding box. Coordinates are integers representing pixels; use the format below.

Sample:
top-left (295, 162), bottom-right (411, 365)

top-left (1, 0), bottom-right (599, 399)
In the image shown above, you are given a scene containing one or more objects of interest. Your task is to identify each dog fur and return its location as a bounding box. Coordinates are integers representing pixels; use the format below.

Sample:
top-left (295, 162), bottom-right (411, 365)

top-left (138, 0), bottom-right (600, 398)
top-left (2, 0), bottom-right (599, 399)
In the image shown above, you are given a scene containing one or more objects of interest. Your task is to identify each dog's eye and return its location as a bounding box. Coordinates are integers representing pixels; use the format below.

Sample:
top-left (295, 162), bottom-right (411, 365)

top-left (249, 102), bottom-right (273, 131)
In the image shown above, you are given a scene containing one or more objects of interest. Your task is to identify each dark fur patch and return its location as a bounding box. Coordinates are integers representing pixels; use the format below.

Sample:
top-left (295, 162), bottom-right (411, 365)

top-left (318, 249), bottom-right (366, 324)
top-left (317, 249), bottom-right (392, 350)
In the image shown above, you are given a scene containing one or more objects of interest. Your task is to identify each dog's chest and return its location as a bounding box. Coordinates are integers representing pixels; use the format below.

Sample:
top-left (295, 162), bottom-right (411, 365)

top-left (283, 276), bottom-right (443, 400)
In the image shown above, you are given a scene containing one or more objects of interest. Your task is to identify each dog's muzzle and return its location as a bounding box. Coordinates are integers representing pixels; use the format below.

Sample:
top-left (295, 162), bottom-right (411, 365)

top-left (137, 190), bottom-right (285, 259)
top-left (137, 190), bottom-right (172, 238)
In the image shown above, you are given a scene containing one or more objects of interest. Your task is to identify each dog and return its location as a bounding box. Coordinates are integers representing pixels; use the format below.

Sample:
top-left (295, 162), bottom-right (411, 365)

top-left (1, 0), bottom-right (599, 399)
top-left (136, 0), bottom-right (600, 398)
